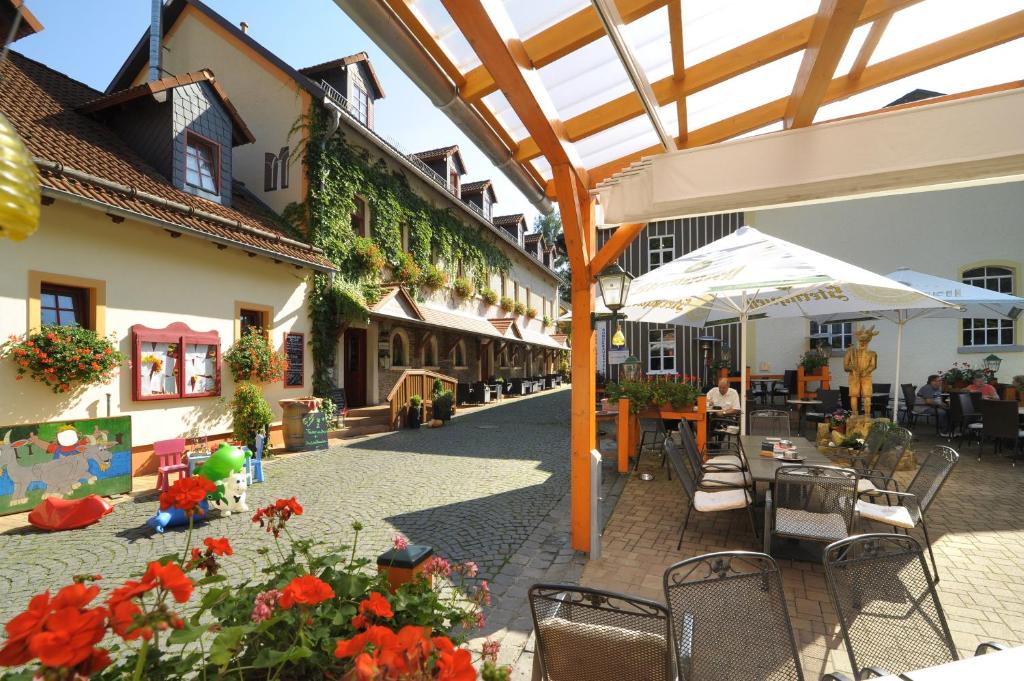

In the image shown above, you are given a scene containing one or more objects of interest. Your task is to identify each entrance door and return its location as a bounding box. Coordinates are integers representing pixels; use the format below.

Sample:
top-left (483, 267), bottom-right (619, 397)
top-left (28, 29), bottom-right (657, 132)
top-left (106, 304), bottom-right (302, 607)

top-left (344, 329), bottom-right (367, 408)
top-left (481, 342), bottom-right (491, 380)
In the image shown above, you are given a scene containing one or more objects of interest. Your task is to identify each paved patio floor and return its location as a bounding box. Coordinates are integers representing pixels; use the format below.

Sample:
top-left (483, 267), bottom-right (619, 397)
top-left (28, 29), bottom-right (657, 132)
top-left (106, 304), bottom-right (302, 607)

top-left (581, 432), bottom-right (1024, 678)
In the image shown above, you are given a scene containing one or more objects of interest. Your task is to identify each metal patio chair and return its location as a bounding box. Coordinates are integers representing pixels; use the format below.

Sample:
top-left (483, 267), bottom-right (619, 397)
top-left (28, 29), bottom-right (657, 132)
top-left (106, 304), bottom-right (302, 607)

top-left (978, 398), bottom-right (1022, 463)
top-left (748, 409), bottom-right (791, 437)
top-left (663, 552), bottom-right (804, 681)
top-left (764, 465), bottom-right (858, 555)
top-left (853, 425), bottom-right (912, 496)
top-left (677, 422), bottom-right (753, 492)
top-left (634, 410), bottom-right (670, 475)
top-left (854, 445), bottom-right (959, 579)
top-left (529, 583), bottom-right (673, 681)
top-left (665, 438), bottom-right (756, 549)
top-left (822, 534), bottom-right (1003, 681)
top-left (678, 419), bottom-right (748, 473)
top-left (805, 389), bottom-right (841, 430)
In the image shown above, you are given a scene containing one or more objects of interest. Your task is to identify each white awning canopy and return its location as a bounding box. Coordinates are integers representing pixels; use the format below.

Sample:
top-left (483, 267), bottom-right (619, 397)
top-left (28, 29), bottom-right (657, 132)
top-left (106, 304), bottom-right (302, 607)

top-left (596, 87), bottom-right (1024, 225)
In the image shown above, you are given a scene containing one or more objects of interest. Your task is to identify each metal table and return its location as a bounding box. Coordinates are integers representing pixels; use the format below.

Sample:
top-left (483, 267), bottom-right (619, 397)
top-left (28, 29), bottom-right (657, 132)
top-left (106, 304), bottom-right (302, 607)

top-left (872, 645), bottom-right (1024, 680)
top-left (786, 398), bottom-right (822, 435)
top-left (740, 436), bottom-right (832, 483)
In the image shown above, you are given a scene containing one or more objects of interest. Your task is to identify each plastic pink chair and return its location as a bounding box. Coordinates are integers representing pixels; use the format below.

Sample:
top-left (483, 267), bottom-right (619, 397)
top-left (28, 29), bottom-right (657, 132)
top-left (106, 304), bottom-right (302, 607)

top-left (153, 438), bottom-right (188, 492)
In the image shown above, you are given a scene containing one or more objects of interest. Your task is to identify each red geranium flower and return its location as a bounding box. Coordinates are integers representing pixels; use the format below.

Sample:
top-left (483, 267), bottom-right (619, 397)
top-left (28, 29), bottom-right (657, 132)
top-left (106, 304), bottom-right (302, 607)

top-left (359, 592), bottom-right (393, 620)
top-left (109, 598), bottom-right (151, 641)
top-left (142, 562), bottom-right (193, 603)
top-left (27, 606), bottom-right (108, 669)
top-left (159, 476), bottom-right (215, 515)
top-left (203, 537), bottom-right (233, 556)
top-left (274, 497), bottom-right (303, 516)
top-left (277, 575), bottom-right (335, 610)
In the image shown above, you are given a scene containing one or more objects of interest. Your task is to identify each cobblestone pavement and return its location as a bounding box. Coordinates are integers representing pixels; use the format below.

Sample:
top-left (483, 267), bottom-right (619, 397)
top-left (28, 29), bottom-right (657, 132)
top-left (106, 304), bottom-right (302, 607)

top-left (582, 431), bottom-right (1024, 679)
top-left (0, 388), bottom-right (622, 671)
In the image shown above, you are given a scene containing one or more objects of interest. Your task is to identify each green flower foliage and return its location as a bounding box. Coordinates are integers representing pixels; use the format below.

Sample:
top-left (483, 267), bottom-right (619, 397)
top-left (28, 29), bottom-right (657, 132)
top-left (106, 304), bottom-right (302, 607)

top-left (526, 307), bottom-right (538, 319)
top-left (605, 378), bottom-right (701, 413)
top-left (542, 314), bottom-right (552, 328)
top-left (499, 296), bottom-right (514, 312)
top-left (480, 288), bottom-right (498, 306)
top-left (513, 302), bottom-right (526, 316)
top-left (452, 277), bottom-right (473, 299)
top-left (1, 325), bottom-right (124, 394)
top-left (302, 108), bottom-right (511, 395)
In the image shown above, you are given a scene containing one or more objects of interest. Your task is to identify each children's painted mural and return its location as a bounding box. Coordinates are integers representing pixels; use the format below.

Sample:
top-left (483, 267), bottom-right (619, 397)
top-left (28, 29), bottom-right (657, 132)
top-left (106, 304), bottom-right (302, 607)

top-left (0, 416), bottom-right (131, 515)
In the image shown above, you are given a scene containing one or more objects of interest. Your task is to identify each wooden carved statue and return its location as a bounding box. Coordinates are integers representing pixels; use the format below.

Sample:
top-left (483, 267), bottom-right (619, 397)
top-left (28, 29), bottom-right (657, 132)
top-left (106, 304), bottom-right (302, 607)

top-left (844, 325), bottom-right (879, 417)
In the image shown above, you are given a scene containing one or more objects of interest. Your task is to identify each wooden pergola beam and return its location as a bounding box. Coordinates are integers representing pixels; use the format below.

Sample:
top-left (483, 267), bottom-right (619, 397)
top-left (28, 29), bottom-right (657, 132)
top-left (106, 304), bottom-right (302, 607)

top-left (848, 11), bottom-right (892, 80)
top-left (590, 222), bottom-right (646, 275)
top-left (515, 0), bottom-right (921, 162)
top-left (381, 0), bottom-right (466, 88)
top-left (573, 9), bottom-right (1024, 189)
top-left (784, 0), bottom-right (868, 129)
top-left (668, 0), bottom-right (686, 145)
top-left (441, 0), bottom-right (587, 190)
top-left (460, 0), bottom-right (669, 101)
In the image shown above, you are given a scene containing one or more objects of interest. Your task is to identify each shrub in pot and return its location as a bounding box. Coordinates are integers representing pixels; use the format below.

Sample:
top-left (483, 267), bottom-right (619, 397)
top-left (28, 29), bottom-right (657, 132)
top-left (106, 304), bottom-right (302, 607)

top-left (526, 307), bottom-right (538, 319)
top-left (418, 263), bottom-right (447, 291)
top-left (499, 296), bottom-right (514, 313)
top-left (513, 301), bottom-right (526, 316)
top-left (480, 287), bottom-right (498, 305)
top-left (408, 394), bottom-right (423, 428)
top-left (432, 390), bottom-right (454, 422)
top-left (224, 328), bottom-right (286, 383)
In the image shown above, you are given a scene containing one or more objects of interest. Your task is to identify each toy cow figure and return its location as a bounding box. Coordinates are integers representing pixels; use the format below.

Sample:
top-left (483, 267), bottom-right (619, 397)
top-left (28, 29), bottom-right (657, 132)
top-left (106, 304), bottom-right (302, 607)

top-left (211, 470), bottom-right (249, 516)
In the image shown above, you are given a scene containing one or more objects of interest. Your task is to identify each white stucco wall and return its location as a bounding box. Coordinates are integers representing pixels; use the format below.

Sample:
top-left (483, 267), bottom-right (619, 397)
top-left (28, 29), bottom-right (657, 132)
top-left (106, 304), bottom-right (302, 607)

top-left (0, 201), bottom-right (314, 449)
top-left (746, 181), bottom-right (1024, 389)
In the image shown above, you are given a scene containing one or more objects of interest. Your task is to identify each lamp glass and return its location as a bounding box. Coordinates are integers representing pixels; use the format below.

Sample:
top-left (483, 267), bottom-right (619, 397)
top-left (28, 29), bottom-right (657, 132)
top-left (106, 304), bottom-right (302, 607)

top-left (596, 264), bottom-right (632, 312)
top-left (984, 354), bottom-right (1002, 372)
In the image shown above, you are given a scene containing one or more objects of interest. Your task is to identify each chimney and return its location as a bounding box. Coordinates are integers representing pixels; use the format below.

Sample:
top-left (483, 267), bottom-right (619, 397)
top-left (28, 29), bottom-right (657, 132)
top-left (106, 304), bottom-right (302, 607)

top-left (149, 0), bottom-right (167, 102)
top-left (240, 21), bottom-right (248, 34)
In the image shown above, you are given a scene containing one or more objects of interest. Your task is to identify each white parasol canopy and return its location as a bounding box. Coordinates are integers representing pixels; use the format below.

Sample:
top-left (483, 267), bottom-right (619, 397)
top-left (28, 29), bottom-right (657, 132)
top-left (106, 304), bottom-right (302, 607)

top-left (619, 226), bottom-right (956, 435)
top-left (811, 268), bottom-right (1024, 422)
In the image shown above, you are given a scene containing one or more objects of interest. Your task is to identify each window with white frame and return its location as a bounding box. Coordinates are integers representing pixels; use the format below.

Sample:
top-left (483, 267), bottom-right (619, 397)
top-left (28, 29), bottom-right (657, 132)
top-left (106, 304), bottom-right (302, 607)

top-left (647, 328), bottom-right (676, 374)
top-left (808, 320), bottom-right (853, 350)
top-left (648, 234), bottom-right (674, 270)
top-left (962, 266), bottom-right (1015, 346)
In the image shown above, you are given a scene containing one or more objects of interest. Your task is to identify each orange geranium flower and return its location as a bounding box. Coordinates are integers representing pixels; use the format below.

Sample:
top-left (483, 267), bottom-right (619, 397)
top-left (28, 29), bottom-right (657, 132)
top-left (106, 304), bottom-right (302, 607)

top-left (27, 607), bottom-right (108, 669)
top-left (108, 599), bottom-right (151, 641)
top-left (359, 592), bottom-right (393, 620)
top-left (159, 476), bottom-right (215, 515)
top-left (278, 575), bottom-right (335, 610)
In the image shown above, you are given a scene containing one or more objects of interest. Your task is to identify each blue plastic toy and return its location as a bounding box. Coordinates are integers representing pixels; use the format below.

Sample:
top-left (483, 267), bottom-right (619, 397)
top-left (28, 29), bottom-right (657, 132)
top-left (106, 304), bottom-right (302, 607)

top-left (146, 500), bottom-right (209, 533)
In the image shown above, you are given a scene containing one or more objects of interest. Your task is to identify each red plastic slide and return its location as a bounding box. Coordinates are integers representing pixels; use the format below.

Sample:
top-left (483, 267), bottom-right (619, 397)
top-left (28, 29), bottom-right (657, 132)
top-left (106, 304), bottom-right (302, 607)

top-left (28, 495), bottom-right (114, 531)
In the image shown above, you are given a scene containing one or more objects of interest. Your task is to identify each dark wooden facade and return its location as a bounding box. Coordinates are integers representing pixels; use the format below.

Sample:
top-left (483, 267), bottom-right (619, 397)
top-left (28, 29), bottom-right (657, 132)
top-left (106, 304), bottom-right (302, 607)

top-left (597, 212), bottom-right (744, 384)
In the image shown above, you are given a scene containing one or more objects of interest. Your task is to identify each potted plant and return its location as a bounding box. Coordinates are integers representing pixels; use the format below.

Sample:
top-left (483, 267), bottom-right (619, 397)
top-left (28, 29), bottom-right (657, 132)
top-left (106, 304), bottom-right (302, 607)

top-left (225, 328), bottom-right (287, 383)
top-left (432, 390), bottom-right (454, 422)
top-left (799, 349), bottom-right (828, 373)
top-left (481, 287), bottom-right (498, 306)
top-left (605, 376), bottom-right (700, 413)
top-left (940, 362), bottom-right (976, 390)
top-left (418, 263), bottom-right (447, 291)
top-left (825, 408), bottom-right (851, 434)
top-left (408, 394), bottom-right (423, 428)
top-left (526, 306), bottom-right (538, 319)
top-left (452, 277), bottom-right (473, 299)
top-left (513, 301), bottom-right (527, 316)
top-left (494, 376), bottom-right (505, 400)
top-left (499, 296), bottom-right (514, 313)
top-left (232, 382), bottom-right (274, 449)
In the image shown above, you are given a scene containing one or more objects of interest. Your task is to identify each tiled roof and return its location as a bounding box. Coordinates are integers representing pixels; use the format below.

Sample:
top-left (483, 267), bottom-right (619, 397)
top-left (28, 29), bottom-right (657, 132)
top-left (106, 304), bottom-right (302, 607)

top-left (493, 213), bottom-right (526, 227)
top-left (524, 233), bottom-right (543, 244)
top-left (299, 52), bottom-right (385, 99)
top-left (487, 318), bottom-right (521, 339)
top-left (2, 0), bottom-right (42, 40)
top-left (461, 179), bottom-right (497, 204)
top-left (412, 145), bottom-right (466, 174)
top-left (80, 69), bottom-right (255, 146)
top-left (3, 51), bottom-right (334, 271)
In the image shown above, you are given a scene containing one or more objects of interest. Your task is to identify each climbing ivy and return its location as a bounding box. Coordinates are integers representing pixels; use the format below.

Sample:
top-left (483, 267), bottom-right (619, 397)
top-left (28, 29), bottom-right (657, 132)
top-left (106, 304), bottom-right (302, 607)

top-left (299, 107), bottom-right (511, 396)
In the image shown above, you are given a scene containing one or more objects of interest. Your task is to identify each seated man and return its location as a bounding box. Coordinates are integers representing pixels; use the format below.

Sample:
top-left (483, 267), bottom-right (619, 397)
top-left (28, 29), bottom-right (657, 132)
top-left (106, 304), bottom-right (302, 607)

top-left (965, 374), bottom-right (999, 400)
top-left (707, 377), bottom-right (740, 414)
top-left (915, 374), bottom-right (950, 435)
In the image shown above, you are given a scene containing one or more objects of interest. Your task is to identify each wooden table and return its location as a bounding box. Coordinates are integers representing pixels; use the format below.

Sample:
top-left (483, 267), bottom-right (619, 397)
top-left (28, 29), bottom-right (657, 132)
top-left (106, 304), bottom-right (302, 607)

top-left (739, 436), bottom-right (832, 482)
top-left (873, 645), bottom-right (1024, 680)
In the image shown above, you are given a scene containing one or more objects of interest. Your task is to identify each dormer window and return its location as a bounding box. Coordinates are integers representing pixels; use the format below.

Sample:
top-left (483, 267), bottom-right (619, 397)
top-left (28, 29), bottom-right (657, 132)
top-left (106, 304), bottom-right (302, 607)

top-left (351, 83), bottom-right (370, 126)
top-left (185, 132), bottom-right (220, 195)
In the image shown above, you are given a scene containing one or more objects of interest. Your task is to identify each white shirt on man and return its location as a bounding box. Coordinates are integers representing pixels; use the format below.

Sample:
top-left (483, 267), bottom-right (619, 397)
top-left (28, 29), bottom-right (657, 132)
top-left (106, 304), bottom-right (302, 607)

top-left (707, 386), bottom-right (740, 411)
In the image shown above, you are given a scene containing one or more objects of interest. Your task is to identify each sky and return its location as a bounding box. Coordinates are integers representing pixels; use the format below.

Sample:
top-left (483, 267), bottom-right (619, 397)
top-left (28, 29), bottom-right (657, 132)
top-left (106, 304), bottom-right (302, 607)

top-left (12, 0), bottom-right (544, 225)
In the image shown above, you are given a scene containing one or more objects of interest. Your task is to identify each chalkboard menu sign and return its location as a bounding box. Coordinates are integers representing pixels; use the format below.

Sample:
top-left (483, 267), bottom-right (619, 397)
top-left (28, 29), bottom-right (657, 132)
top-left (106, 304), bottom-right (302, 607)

top-left (302, 410), bottom-right (329, 450)
top-left (284, 332), bottom-right (304, 388)
top-left (327, 387), bottom-right (346, 416)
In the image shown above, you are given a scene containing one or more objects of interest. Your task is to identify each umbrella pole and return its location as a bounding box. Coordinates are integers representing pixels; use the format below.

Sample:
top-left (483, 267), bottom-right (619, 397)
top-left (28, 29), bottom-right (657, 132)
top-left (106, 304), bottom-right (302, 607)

top-left (740, 312), bottom-right (748, 436)
top-left (893, 319), bottom-right (904, 425)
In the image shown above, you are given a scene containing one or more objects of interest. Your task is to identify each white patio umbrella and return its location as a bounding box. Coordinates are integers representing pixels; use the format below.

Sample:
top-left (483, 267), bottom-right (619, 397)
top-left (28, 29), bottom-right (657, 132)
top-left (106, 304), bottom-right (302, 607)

top-left (811, 268), bottom-right (1024, 422)
top-left (619, 226), bottom-right (955, 434)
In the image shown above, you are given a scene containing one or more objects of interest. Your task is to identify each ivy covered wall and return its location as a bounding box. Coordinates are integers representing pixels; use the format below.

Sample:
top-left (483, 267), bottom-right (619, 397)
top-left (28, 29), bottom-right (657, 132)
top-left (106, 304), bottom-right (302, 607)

top-left (299, 107), bottom-right (512, 395)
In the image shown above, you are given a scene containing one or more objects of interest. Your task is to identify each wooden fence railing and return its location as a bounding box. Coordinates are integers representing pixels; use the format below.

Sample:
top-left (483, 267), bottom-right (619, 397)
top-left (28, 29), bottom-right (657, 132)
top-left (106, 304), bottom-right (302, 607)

top-left (386, 369), bottom-right (458, 429)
